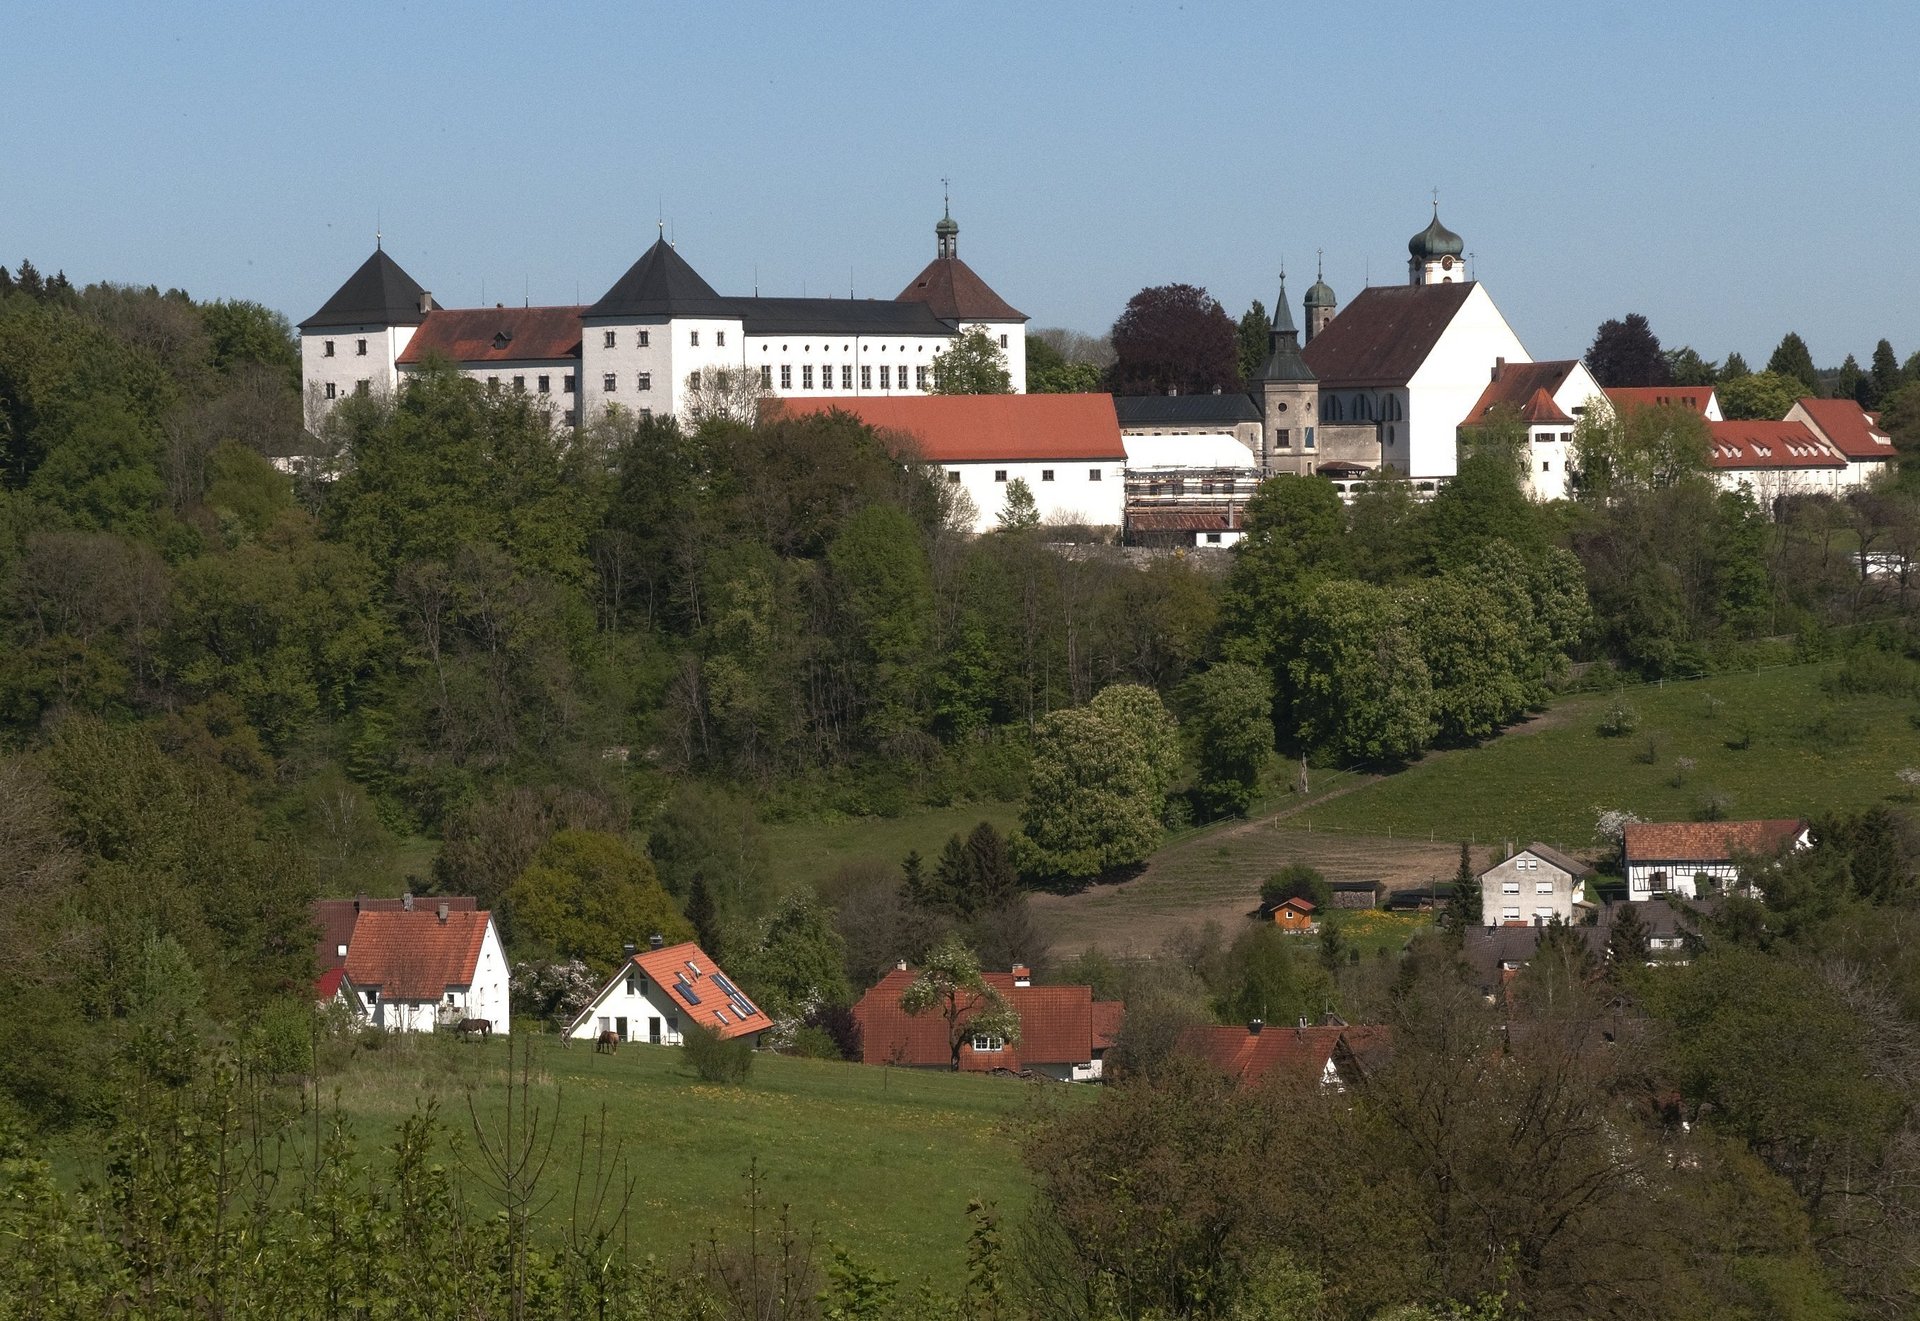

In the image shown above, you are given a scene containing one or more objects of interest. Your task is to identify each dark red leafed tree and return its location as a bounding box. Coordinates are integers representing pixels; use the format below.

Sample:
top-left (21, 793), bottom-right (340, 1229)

top-left (1107, 284), bottom-right (1241, 396)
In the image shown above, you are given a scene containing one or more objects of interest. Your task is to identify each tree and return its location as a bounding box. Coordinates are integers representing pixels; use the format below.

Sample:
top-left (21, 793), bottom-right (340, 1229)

top-left (1665, 346), bottom-right (1719, 386)
top-left (1235, 300), bottom-right (1272, 385)
top-left (500, 830), bottom-right (693, 971)
top-left (826, 503), bottom-right (934, 742)
top-left (1584, 313), bottom-right (1671, 387)
top-left (1013, 683), bottom-right (1179, 881)
top-left (1025, 335), bottom-right (1104, 394)
top-left (1260, 862), bottom-right (1330, 909)
top-left (1284, 579), bottom-right (1435, 763)
top-left (928, 326), bottom-right (1013, 395)
top-left (1446, 840), bottom-right (1482, 930)
top-left (1766, 332), bottom-right (1820, 395)
top-left (1570, 399), bottom-right (1711, 496)
top-left (995, 476), bottom-right (1038, 531)
top-left (900, 934), bottom-right (1020, 1071)
top-left (1107, 284), bottom-right (1241, 396)
top-left (1833, 353), bottom-right (1868, 406)
top-left (1606, 903), bottom-right (1651, 968)
top-left (921, 822), bottom-right (1020, 917)
top-left (1722, 351), bottom-right (1751, 380)
top-left (681, 363), bottom-right (770, 426)
top-left (1870, 339), bottom-right (1901, 407)
top-left (1403, 573), bottom-right (1533, 743)
top-left (729, 893), bottom-right (851, 1021)
top-left (1177, 662), bottom-right (1273, 819)
top-left (1717, 370), bottom-right (1803, 422)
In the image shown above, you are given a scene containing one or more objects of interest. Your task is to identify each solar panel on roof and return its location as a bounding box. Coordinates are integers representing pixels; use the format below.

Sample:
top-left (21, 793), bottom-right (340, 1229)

top-left (676, 979), bottom-right (702, 1005)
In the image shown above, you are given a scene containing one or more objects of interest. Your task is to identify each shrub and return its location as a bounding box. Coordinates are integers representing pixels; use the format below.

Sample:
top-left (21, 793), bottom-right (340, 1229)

top-left (1695, 788), bottom-right (1734, 822)
top-left (1827, 646), bottom-right (1919, 699)
top-left (1669, 756), bottom-right (1696, 788)
top-left (1260, 862), bottom-right (1331, 910)
top-left (1597, 695), bottom-right (1639, 738)
top-left (683, 1025), bottom-right (753, 1084)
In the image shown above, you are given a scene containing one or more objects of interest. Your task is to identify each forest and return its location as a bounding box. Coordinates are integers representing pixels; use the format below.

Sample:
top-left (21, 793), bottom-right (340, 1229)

top-left (6, 266), bottom-right (1920, 1316)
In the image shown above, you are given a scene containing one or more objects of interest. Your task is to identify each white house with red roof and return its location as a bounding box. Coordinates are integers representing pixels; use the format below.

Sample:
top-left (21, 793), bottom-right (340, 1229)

top-left (1623, 819), bottom-right (1810, 898)
top-left (779, 393), bottom-right (1126, 532)
top-left (299, 202), bottom-right (1026, 433)
top-left (1786, 397), bottom-right (1896, 489)
top-left (852, 963), bottom-right (1124, 1081)
top-left (1603, 386), bottom-right (1723, 422)
top-left (340, 903), bottom-right (510, 1034)
top-left (1705, 420), bottom-right (1847, 504)
top-left (1462, 358), bottom-right (1608, 500)
top-left (565, 938), bottom-right (772, 1047)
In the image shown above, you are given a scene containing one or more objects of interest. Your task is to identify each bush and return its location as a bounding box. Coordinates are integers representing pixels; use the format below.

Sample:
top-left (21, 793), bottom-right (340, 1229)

top-left (1260, 862), bottom-right (1331, 910)
top-left (1827, 646), bottom-right (1920, 699)
top-left (683, 1025), bottom-right (754, 1084)
top-left (1597, 695), bottom-right (1639, 738)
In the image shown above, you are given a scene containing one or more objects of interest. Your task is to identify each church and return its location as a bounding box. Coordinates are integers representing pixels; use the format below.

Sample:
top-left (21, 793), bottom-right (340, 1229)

top-left (296, 205), bottom-right (1028, 433)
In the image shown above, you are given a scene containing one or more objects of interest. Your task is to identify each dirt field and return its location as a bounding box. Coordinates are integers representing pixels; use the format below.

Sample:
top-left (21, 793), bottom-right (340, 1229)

top-left (1033, 805), bottom-right (1470, 957)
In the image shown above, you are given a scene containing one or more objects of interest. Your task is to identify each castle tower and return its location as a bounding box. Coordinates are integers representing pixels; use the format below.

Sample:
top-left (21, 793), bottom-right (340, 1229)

top-left (1255, 272), bottom-right (1319, 475)
top-left (1408, 200), bottom-right (1465, 285)
top-left (1303, 251), bottom-right (1337, 344)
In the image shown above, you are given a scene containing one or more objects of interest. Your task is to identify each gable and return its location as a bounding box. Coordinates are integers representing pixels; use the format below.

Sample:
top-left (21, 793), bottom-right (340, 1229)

top-left (1301, 282), bottom-right (1478, 387)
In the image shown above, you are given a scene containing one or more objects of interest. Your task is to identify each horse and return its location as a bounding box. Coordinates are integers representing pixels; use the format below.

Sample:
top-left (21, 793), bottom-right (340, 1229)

top-left (454, 1018), bottom-right (492, 1042)
top-left (594, 1030), bottom-right (620, 1054)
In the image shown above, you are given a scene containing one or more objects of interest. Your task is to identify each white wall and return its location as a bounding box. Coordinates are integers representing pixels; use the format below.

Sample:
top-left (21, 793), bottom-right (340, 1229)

top-left (351, 918), bottom-right (510, 1035)
top-left (1712, 466), bottom-right (1845, 506)
top-left (961, 320), bottom-right (1026, 394)
top-left (944, 459), bottom-right (1123, 532)
top-left (1406, 285), bottom-right (1532, 481)
top-left (1626, 860), bottom-right (1742, 899)
top-left (1482, 852), bottom-right (1578, 926)
top-left (569, 971), bottom-right (691, 1045)
top-left (404, 357), bottom-right (582, 426)
top-left (301, 324), bottom-right (409, 431)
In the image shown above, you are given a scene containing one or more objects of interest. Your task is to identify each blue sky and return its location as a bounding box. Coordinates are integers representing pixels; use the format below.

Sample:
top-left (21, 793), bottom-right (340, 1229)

top-left (7, 1), bottom-right (1915, 366)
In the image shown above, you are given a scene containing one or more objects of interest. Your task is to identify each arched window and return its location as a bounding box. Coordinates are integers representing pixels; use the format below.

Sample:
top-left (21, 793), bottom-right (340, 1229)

top-left (1385, 394), bottom-right (1402, 421)
top-left (1355, 394), bottom-right (1372, 422)
top-left (1324, 395), bottom-right (1343, 422)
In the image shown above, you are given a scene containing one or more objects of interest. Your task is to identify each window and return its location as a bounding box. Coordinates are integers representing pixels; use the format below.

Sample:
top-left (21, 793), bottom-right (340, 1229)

top-left (802, 365), bottom-right (814, 389)
top-left (971, 1034), bottom-right (1005, 1052)
top-left (1542, 461), bottom-right (1551, 472)
top-left (898, 363), bottom-right (907, 388)
top-left (947, 471), bottom-right (961, 483)
top-left (355, 379), bottom-right (370, 395)
top-left (1205, 532), bottom-right (1222, 544)
top-left (356, 338), bottom-right (368, 356)
top-left (537, 374), bottom-right (550, 394)
top-left (1324, 395), bottom-right (1342, 422)
top-left (1536, 881), bottom-right (1555, 894)
top-left (716, 331), bottom-right (726, 347)
top-left (626, 973), bottom-right (638, 995)
top-left (861, 365), bottom-right (872, 390)
top-left (602, 374), bottom-right (617, 393)
top-left (324, 382), bottom-right (337, 399)
top-left (1502, 907), bottom-right (1521, 921)
top-left (1304, 427), bottom-right (1316, 450)
top-left (754, 365), bottom-right (768, 389)
top-left (638, 330), bottom-right (649, 347)
top-left (688, 371), bottom-right (701, 392)
top-left (841, 364), bottom-right (852, 390)
top-left (999, 333), bottom-right (1008, 348)
top-left (1650, 870), bottom-right (1669, 894)
top-left (640, 407), bottom-right (652, 420)
top-left (780, 365), bottom-right (792, 390)
top-left (637, 372), bottom-right (652, 391)
top-left (604, 331), bottom-right (617, 348)
top-left (1088, 468), bottom-right (1102, 481)
top-left (915, 366), bottom-right (928, 390)
top-left (994, 469), bottom-right (1007, 482)
top-left (1502, 881), bottom-right (1521, 894)
top-left (564, 374), bottom-right (576, 393)
top-left (487, 375), bottom-right (500, 389)
top-left (1535, 908), bottom-right (1557, 920)
top-left (690, 331), bottom-right (700, 346)
top-left (323, 339), bottom-right (335, 357)
top-left (597, 1015), bottom-right (610, 1033)
top-left (879, 365), bottom-right (891, 390)
top-left (1275, 429), bottom-right (1290, 449)
top-left (1040, 469), bottom-right (1055, 482)
top-left (512, 375), bottom-right (525, 392)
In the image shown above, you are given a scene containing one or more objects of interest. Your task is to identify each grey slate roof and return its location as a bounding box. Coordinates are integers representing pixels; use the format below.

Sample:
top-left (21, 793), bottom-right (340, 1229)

top-left (1113, 393), bottom-right (1261, 427)
top-left (300, 248), bottom-right (437, 330)
top-left (587, 238), bottom-right (725, 317)
top-left (1504, 842), bottom-right (1594, 878)
top-left (1258, 277), bottom-right (1315, 383)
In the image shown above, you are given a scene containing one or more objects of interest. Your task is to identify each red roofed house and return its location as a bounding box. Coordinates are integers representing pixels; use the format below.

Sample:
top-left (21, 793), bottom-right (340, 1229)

top-left (1786, 397), bottom-right (1897, 490)
top-left (395, 305), bottom-right (586, 421)
top-left (1624, 819), bottom-right (1810, 899)
top-left (1263, 896), bottom-right (1319, 933)
top-left (1704, 420), bottom-right (1846, 505)
top-left (1602, 386), bottom-right (1724, 421)
top-left (1462, 358), bottom-right (1606, 501)
top-left (778, 394), bottom-right (1125, 533)
top-left (1179, 1019), bottom-right (1389, 1089)
top-left (852, 963), bottom-right (1125, 1081)
top-left (565, 938), bottom-right (772, 1047)
top-left (341, 903), bottom-right (509, 1034)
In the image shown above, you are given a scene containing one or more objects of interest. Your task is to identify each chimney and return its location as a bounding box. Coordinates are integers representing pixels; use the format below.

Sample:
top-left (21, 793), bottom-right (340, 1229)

top-left (418, 291), bottom-right (432, 315)
top-left (649, 933), bottom-right (665, 950)
top-left (402, 892), bottom-right (414, 912)
top-left (896, 958), bottom-right (909, 971)
top-left (1492, 357), bottom-right (1505, 382)
top-left (623, 941), bottom-right (637, 959)
top-left (1297, 1015), bottom-right (1311, 1030)
top-left (436, 902), bottom-right (448, 923)
top-left (1247, 1018), bottom-right (1263, 1035)
top-left (1012, 963), bottom-right (1031, 987)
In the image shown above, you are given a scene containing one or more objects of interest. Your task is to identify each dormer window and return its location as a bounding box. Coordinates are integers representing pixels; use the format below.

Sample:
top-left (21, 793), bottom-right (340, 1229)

top-left (493, 330), bottom-right (513, 351)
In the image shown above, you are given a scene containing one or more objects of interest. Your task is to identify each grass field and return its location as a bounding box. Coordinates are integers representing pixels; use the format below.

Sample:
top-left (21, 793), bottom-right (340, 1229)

top-left (761, 800), bottom-right (1021, 892)
top-left (314, 1033), bottom-right (1059, 1286)
top-left (1292, 663), bottom-right (1920, 850)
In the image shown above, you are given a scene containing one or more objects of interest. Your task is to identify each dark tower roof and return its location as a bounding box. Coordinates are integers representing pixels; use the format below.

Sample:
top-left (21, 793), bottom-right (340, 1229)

top-left (897, 204), bottom-right (1026, 323)
top-left (587, 235), bottom-right (726, 317)
top-left (1409, 207), bottom-right (1464, 260)
top-left (1258, 274), bottom-right (1315, 383)
top-left (299, 248), bottom-right (437, 330)
top-left (1305, 252), bottom-right (1336, 309)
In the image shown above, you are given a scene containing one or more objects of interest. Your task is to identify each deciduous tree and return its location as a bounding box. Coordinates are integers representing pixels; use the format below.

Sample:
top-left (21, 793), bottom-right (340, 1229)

top-left (1013, 683), bottom-right (1179, 881)
top-left (1107, 283), bottom-right (1240, 396)
top-left (1177, 662), bottom-right (1273, 819)
top-left (899, 934), bottom-right (1020, 1071)
top-left (928, 326), bottom-right (1013, 395)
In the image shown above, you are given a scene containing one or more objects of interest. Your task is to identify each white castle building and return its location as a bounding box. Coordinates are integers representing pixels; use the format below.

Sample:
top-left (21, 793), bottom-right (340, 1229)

top-left (297, 205), bottom-right (1028, 432)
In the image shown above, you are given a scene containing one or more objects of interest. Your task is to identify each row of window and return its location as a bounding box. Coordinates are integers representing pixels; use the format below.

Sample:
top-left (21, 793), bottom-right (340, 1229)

top-left (321, 339), bottom-right (368, 358)
top-left (594, 331), bottom-right (1006, 354)
top-left (321, 380), bottom-right (371, 399)
top-left (950, 469), bottom-right (1101, 484)
top-left (1500, 881), bottom-right (1559, 894)
top-left (486, 374), bottom-right (575, 395)
top-left (602, 364), bottom-right (931, 394)
top-left (1322, 394), bottom-right (1404, 423)
top-left (1498, 908), bottom-right (1560, 922)
top-left (1271, 428), bottom-right (1318, 451)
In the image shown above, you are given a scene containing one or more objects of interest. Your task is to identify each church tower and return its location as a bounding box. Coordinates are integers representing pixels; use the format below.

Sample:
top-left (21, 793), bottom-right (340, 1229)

top-left (1303, 252), bottom-right (1337, 344)
top-left (1408, 202), bottom-right (1465, 285)
top-left (1254, 273), bottom-right (1319, 475)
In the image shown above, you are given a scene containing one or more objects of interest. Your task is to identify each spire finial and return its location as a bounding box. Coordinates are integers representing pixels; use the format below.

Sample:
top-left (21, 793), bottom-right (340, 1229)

top-left (942, 175), bottom-right (950, 220)
top-left (1316, 248), bottom-right (1324, 279)
top-left (376, 207), bottom-right (382, 251)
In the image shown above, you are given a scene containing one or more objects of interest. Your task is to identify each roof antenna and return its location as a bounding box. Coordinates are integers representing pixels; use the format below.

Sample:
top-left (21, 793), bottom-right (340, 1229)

top-left (1468, 250), bottom-right (1477, 281)
top-left (753, 263), bottom-right (759, 298)
top-left (375, 207), bottom-right (382, 252)
top-left (850, 266), bottom-right (855, 300)
top-left (524, 274), bottom-right (529, 308)
top-left (942, 175), bottom-right (951, 218)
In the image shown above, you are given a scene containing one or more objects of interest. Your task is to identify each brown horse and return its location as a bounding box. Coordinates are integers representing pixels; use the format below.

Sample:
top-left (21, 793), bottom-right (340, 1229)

top-left (455, 1018), bottom-right (492, 1042)
top-left (594, 1029), bottom-right (620, 1054)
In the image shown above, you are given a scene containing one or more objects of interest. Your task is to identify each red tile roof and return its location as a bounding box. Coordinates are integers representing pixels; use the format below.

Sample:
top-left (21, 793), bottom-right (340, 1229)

top-left (1301, 282), bottom-right (1478, 387)
top-left (1605, 386), bottom-right (1717, 417)
top-left (895, 256), bottom-right (1026, 322)
top-left (343, 909), bottom-right (493, 1002)
top-left (1793, 397), bottom-right (1896, 460)
top-left (626, 941), bottom-right (773, 1041)
top-left (1126, 508), bottom-right (1242, 533)
top-left (1706, 421), bottom-right (1844, 471)
top-left (1178, 1024), bottom-right (1390, 1085)
top-left (851, 967), bottom-right (1124, 1070)
top-left (1462, 359), bottom-right (1580, 425)
top-left (315, 967), bottom-right (347, 1000)
top-left (1518, 387), bottom-right (1574, 426)
top-left (1278, 897), bottom-right (1316, 914)
top-left (774, 394), bottom-right (1125, 462)
top-left (313, 896), bottom-right (477, 970)
top-left (396, 306), bottom-right (585, 365)
top-left (1623, 819), bottom-right (1807, 864)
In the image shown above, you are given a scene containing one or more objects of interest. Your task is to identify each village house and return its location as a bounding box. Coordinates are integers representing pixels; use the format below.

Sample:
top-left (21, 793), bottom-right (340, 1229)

top-left (565, 937), bottom-right (772, 1047)
top-left (1785, 396), bottom-right (1897, 489)
top-left (1179, 1018), bottom-right (1390, 1089)
top-left (1478, 843), bottom-right (1594, 927)
top-left (1622, 819), bottom-right (1810, 899)
top-left (1460, 358), bottom-right (1607, 501)
top-left (851, 963), bottom-right (1124, 1082)
top-left (1464, 923), bottom-right (1611, 1000)
top-left (1258, 896), bottom-right (1320, 933)
top-left (338, 902), bottom-right (510, 1034)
